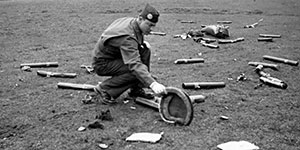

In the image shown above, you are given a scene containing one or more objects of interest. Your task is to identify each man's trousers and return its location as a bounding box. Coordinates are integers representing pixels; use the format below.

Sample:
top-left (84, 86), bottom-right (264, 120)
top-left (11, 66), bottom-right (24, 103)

top-left (93, 47), bottom-right (151, 99)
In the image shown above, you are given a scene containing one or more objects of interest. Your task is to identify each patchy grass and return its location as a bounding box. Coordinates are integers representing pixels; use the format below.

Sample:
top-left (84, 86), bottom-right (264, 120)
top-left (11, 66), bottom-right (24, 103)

top-left (1, 0), bottom-right (299, 149)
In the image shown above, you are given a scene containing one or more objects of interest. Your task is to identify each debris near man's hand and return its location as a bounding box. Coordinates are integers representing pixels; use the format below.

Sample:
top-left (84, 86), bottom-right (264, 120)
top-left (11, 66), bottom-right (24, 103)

top-left (200, 24), bottom-right (229, 39)
top-left (95, 109), bottom-right (113, 121)
top-left (217, 140), bottom-right (259, 150)
top-left (80, 65), bottom-right (94, 73)
top-left (126, 132), bottom-right (164, 143)
top-left (21, 66), bottom-right (32, 72)
top-left (217, 20), bottom-right (232, 24)
top-left (150, 31), bottom-right (166, 36)
top-left (263, 55), bottom-right (299, 66)
top-left (244, 18), bottom-right (263, 28)
top-left (37, 70), bottom-right (77, 78)
top-left (218, 37), bottom-right (244, 44)
top-left (257, 37), bottom-right (273, 42)
top-left (174, 58), bottom-right (204, 64)
top-left (259, 34), bottom-right (281, 38)
top-left (20, 62), bottom-right (59, 68)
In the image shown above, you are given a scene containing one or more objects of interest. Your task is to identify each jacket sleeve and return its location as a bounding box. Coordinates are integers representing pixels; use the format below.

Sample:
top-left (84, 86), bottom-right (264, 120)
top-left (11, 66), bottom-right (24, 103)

top-left (119, 36), bottom-right (156, 87)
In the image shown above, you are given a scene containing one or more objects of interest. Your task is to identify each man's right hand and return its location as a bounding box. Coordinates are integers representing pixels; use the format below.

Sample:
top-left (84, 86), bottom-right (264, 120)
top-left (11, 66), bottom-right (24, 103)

top-left (150, 82), bottom-right (167, 95)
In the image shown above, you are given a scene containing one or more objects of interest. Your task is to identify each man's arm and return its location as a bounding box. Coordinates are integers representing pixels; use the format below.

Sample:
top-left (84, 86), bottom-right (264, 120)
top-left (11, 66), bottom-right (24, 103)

top-left (115, 36), bottom-right (166, 94)
top-left (119, 36), bottom-right (156, 87)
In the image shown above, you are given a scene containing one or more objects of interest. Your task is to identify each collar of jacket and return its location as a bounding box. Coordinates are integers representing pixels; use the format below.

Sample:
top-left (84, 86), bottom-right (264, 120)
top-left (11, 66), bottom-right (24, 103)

top-left (132, 18), bottom-right (144, 43)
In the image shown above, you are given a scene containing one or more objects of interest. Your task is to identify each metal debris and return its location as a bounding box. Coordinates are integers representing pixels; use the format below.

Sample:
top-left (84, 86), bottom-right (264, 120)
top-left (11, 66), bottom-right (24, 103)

top-left (237, 73), bottom-right (247, 81)
top-left (80, 65), bottom-right (94, 73)
top-left (77, 126), bottom-right (86, 132)
top-left (244, 18), bottom-right (263, 28)
top-left (126, 132), bottom-right (164, 143)
top-left (21, 66), bottom-right (32, 72)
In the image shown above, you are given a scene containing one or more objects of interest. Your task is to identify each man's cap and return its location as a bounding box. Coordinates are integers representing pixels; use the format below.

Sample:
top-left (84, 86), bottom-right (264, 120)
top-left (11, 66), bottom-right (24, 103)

top-left (140, 4), bottom-right (159, 23)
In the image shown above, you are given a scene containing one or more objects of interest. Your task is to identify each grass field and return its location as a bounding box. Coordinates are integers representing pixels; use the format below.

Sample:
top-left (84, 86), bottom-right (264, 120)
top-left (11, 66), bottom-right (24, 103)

top-left (1, 0), bottom-right (299, 149)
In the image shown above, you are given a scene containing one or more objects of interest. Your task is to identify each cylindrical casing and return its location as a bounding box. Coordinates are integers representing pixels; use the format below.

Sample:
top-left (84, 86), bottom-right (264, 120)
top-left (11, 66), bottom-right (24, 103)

top-left (37, 70), bottom-right (77, 78)
top-left (182, 82), bottom-right (226, 89)
top-left (189, 95), bottom-right (206, 103)
top-left (150, 31), bottom-right (166, 36)
top-left (181, 21), bottom-right (195, 23)
top-left (57, 82), bottom-right (96, 91)
top-left (263, 55), bottom-right (298, 66)
top-left (217, 21), bottom-right (232, 24)
top-left (174, 58), bottom-right (204, 64)
top-left (235, 37), bottom-right (245, 42)
top-left (257, 38), bottom-right (273, 42)
top-left (20, 62), bottom-right (59, 68)
top-left (259, 76), bottom-right (287, 89)
top-left (201, 42), bottom-right (219, 48)
top-left (259, 34), bottom-right (281, 38)
top-left (218, 39), bottom-right (235, 44)
top-left (218, 37), bottom-right (244, 44)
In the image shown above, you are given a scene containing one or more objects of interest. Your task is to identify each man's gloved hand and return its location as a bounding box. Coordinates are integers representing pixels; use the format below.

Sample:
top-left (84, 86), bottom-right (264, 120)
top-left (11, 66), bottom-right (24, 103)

top-left (150, 82), bottom-right (167, 95)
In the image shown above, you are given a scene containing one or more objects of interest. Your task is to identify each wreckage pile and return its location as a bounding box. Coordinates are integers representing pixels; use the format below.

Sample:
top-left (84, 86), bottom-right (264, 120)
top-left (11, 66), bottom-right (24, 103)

top-left (169, 19), bottom-right (298, 89)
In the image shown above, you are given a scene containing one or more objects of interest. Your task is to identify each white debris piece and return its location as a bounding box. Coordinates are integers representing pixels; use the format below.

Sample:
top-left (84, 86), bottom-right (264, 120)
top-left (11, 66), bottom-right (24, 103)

top-left (77, 126), bottom-right (86, 132)
top-left (98, 143), bottom-right (108, 149)
top-left (126, 132), bottom-right (164, 143)
top-left (220, 115), bottom-right (229, 120)
top-left (217, 141), bottom-right (259, 150)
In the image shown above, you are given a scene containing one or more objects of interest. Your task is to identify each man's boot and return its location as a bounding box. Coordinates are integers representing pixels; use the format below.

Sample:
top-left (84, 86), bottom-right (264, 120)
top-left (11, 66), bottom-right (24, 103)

top-left (94, 84), bottom-right (117, 105)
